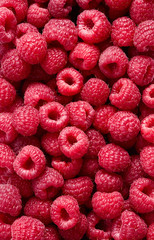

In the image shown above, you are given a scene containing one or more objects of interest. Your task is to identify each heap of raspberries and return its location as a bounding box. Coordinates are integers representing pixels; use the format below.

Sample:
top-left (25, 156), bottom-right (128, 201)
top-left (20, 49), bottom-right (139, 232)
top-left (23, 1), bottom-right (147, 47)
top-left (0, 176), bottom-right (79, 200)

top-left (0, 0), bottom-right (154, 239)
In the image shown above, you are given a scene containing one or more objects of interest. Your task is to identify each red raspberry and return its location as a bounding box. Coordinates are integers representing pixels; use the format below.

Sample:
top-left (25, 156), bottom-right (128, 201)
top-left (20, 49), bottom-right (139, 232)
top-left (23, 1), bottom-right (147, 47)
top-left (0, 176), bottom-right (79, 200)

top-left (69, 43), bottom-right (100, 70)
top-left (80, 158), bottom-right (100, 179)
top-left (77, 10), bottom-right (111, 44)
top-left (95, 169), bottom-right (123, 193)
top-left (141, 114), bottom-right (154, 144)
top-left (81, 78), bottom-right (110, 106)
top-left (133, 20), bottom-right (154, 52)
top-left (0, 78), bottom-right (16, 108)
top-left (81, 65), bottom-right (107, 82)
top-left (76, 0), bottom-right (101, 9)
top-left (139, 101), bottom-right (154, 119)
top-left (142, 211), bottom-right (154, 226)
top-left (135, 134), bottom-right (153, 153)
top-left (26, 64), bottom-right (51, 83)
top-left (0, 213), bottom-right (15, 240)
top-left (43, 19), bottom-right (77, 51)
top-left (24, 82), bottom-right (54, 108)
top-left (12, 106), bottom-right (39, 136)
top-left (127, 56), bottom-right (154, 86)
top-left (11, 216), bottom-right (45, 240)
top-left (5, 96), bottom-right (23, 114)
top-left (109, 78), bottom-right (141, 110)
top-left (39, 102), bottom-right (69, 133)
top-left (111, 210), bottom-right (147, 240)
top-left (99, 46), bottom-right (128, 79)
top-left (41, 47), bottom-right (67, 75)
top-left (52, 155), bottom-right (83, 179)
top-left (58, 126), bottom-right (89, 159)
top-left (108, 111), bottom-right (140, 142)
top-left (108, 133), bottom-right (137, 150)
top-left (92, 191), bottom-right (124, 219)
top-left (93, 105), bottom-right (117, 134)
top-left (140, 146), bottom-right (154, 178)
top-left (0, 143), bottom-right (15, 174)
top-left (24, 197), bottom-right (52, 225)
top-left (0, 42), bottom-right (11, 62)
top-left (45, 226), bottom-right (60, 240)
top-left (59, 214), bottom-right (88, 240)
top-left (147, 223), bottom-right (154, 240)
top-left (0, 184), bottom-right (22, 216)
top-left (48, 0), bottom-right (73, 18)
top-left (109, 8), bottom-right (128, 21)
top-left (0, 7), bottom-right (17, 44)
top-left (129, 178), bottom-right (154, 213)
top-left (16, 32), bottom-right (47, 64)
top-left (105, 0), bottom-right (132, 10)
top-left (111, 17), bottom-right (136, 47)
top-left (56, 68), bottom-right (83, 96)
top-left (1, 49), bottom-right (31, 82)
top-left (66, 101), bottom-right (95, 131)
top-left (142, 84), bottom-right (154, 109)
top-left (32, 167), bottom-right (64, 200)
top-left (41, 132), bottom-right (61, 157)
top-left (50, 195), bottom-right (80, 230)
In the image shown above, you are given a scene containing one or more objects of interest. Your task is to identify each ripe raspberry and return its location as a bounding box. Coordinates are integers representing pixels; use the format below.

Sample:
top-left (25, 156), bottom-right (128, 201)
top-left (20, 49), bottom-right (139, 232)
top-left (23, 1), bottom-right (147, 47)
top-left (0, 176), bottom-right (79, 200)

top-left (0, 78), bottom-right (16, 108)
top-left (0, 184), bottom-right (22, 216)
top-left (48, 0), bottom-right (73, 18)
top-left (41, 132), bottom-right (61, 157)
top-left (95, 169), bottom-right (123, 193)
top-left (11, 216), bottom-right (45, 240)
top-left (134, 20), bottom-right (154, 52)
top-left (56, 68), bottom-right (83, 96)
top-left (142, 211), bottom-right (154, 226)
top-left (5, 96), bottom-right (23, 114)
top-left (80, 158), bottom-right (99, 179)
top-left (92, 191), bottom-right (124, 219)
top-left (108, 111), bottom-right (140, 142)
top-left (24, 197), bottom-right (52, 225)
top-left (58, 126), bottom-right (89, 159)
top-left (142, 84), bottom-right (154, 109)
top-left (16, 32), bottom-right (47, 64)
top-left (50, 195), bottom-right (80, 230)
top-left (141, 114), bottom-right (154, 144)
top-left (76, 0), bottom-right (101, 9)
top-left (81, 78), bottom-right (110, 106)
top-left (140, 146), bottom-right (154, 178)
top-left (105, 0), bottom-right (132, 10)
top-left (0, 213), bottom-right (15, 240)
top-left (43, 19), bottom-right (77, 51)
top-left (32, 167), bottom-right (64, 200)
top-left (1, 49), bottom-right (31, 82)
top-left (93, 105), bottom-right (117, 134)
top-left (44, 226), bottom-right (60, 240)
top-left (147, 223), bottom-right (154, 240)
top-left (135, 134), bottom-right (153, 153)
top-left (139, 101), bottom-right (154, 119)
top-left (41, 47), bottom-right (67, 75)
top-left (0, 42), bottom-right (11, 61)
top-left (111, 17), bottom-right (136, 47)
top-left (0, 113), bottom-right (17, 144)
top-left (77, 10), bottom-right (111, 44)
top-left (66, 101), bottom-right (95, 131)
top-left (26, 64), bottom-right (51, 83)
top-left (69, 43), bottom-right (100, 70)
top-left (51, 155), bottom-right (83, 179)
top-left (0, 143), bottom-right (15, 174)
top-left (0, 7), bottom-right (17, 43)
top-left (111, 210), bottom-right (147, 240)
top-left (129, 178), bottom-right (154, 213)
top-left (12, 106), bottom-right (39, 136)
top-left (108, 133), bottom-right (137, 150)
top-left (127, 56), bottom-right (154, 86)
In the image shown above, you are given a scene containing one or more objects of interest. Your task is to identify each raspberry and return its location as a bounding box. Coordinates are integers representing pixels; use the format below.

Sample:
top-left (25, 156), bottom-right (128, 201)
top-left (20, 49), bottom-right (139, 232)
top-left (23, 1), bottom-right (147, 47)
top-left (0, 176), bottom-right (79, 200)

top-left (93, 105), bottom-right (117, 134)
top-left (0, 43), bottom-right (11, 62)
top-left (6, 96), bottom-right (23, 114)
top-left (27, 3), bottom-right (50, 28)
top-left (105, 0), bottom-right (132, 10)
top-left (140, 146), bottom-right (154, 178)
top-left (12, 106), bottom-right (39, 136)
top-left (43, 19), bottom-right (77, 51)
top-left (32, 167), bottom-right (64, 200)
top-left (41, 47), bottom-right (67, 75)
top-left (69, 42), bottom-right (100, 70)
top-left (141, 114), bottom-right (154, 143)
top-left (92, 191), bottom-right (124, 219)
top-left (142, 211), bottom-right (154, 226)
top-left (58, 126), bottom-right (89, 159)
top-left (111, 210), bottom-right (147, 240)
top-left (59, 214), bottom-right (88, 240)
top-left (0, 143), bottom-right (15, 174)
top-left (11, 216), bottom-right (45, 240)
top-left (45, 226), bottom-right (60, 240)
top-left (111, 17), bottom-right (136, 47)
top-left (26, 64), bottom-right (51, 83)
top-left (0, 184), bottom-right (22, 216)
top-left (0, 7), bottom-right (17, 43)
top-left (41, 132), bottom-right (61, 157)
top-left (48, 0), bottom-right (73, 18)
top-left (135, 134), bottom-right (153, 153)
top-left (24, 197), bottom-right (52, 225)
top-left (142, 84), bottom-right (154, 109)
top-left (51, 155), bottom-right (83, 179)
top-left (129, 178), bottom-right (154, 213)
top-left (39, 102), bottom-right (69, 133)
top-left (134, 20), bottom-right (154, 52)
top-left (0, 78), bottom-right (16, 108)
top-left (81, 78), bottom-right (110, 106)
top-left (95, 169), bottom-right (123, 193)
top-left (16, 32), bottom-right (47, 64)
top-left (109, 111), bottom-right (140, 142)
top-left (0, 213), bottom-right (15, 240)
top-left (99, 46), bottom-right (128, 79)
top-left (139, 101), bottom-right (154, 119)
top-left (108, 133), bottom-right (138, 150)
top-left (24, 82), bottom-right (54, 108)
top-left (147, 223), bottom-right (154, 240)
top-left (80, 158), bottom-right (100, 179)
top-left (56, 68), bottom-right (83, 96)
top-left (50, 195), bottom-right (80, 230)
top-left (127, 56), bottom-right (154, 86)
top-left (76, 0), bottom-right (101, 9)
top-left (66, 101), bottom-right (95, 131)
top-left (109, 78), bottom-right (141, 110)
top-left (77, 10), bottom-right (111, 44)
top-left (1, 49), bottom-right (31, 82)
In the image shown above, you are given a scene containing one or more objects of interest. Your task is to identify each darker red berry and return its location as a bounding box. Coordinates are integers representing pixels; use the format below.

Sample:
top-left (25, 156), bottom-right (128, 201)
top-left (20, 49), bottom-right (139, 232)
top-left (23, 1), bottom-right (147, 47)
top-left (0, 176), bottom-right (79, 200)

top-left (0, 143), bottom-right (16, 174)
top-left (142, 84), bottom-right (154, 109)
top-left (80, 158), bottom-right (100, 179)
top-left (0, 78), bottom-right (16, 108)
top-left (48, 0), bottom-right (73, 18)
top-left (140, 146), bottom-right (154, 178)
top-left (105, 0), bottom-right (132, 10)
top-left (41, 132), bottom-right (61, 157)
top-left (141, 114), bottom-right (154, 144)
